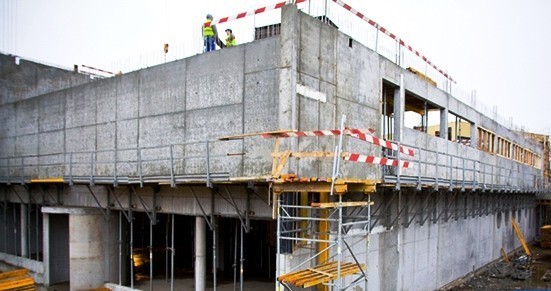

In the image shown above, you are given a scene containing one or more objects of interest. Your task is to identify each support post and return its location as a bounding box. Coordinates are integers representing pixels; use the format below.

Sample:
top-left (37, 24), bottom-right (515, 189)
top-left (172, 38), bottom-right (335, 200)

top-left (20, 204), bottom-right (28, 258)
top-left (195, 216), bottom-right (207, 291)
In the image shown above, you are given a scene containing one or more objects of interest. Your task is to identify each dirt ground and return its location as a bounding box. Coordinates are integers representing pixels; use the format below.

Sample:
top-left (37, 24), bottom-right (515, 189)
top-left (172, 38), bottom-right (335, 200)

top-left (441, 241), bottom-right (551, 290)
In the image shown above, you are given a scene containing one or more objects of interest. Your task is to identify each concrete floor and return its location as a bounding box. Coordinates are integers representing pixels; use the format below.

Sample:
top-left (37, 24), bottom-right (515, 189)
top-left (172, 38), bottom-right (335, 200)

top-left (39, 279), bottom-right (274, 291)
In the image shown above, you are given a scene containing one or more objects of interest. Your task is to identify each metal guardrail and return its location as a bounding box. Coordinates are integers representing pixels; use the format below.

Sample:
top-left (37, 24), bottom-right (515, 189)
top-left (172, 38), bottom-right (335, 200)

top-left (385, 142), bottom-right (547, 193)
top-left (0, 140), bottom-right (239, 187)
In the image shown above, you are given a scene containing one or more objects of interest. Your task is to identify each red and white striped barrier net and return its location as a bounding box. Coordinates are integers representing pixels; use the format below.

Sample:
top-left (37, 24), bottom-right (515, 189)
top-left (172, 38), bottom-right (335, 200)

top-left (330, 0), bottom-right (454, 83)
top-left (261, 128), bottom-right (415, 157)
top-left (212, 0), bottom-right (307, 25)
top-left (212, 0), bottom-right (454, 83)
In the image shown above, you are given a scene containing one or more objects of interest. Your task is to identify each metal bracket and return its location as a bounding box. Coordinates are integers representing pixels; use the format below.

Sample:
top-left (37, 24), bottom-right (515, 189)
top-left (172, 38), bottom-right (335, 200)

top-left (217, 186), bottom-right (250, 233)
top-left (129, 185), bottom-right (157, 225)
top-left (189, 186), bottom-right (214, 230)
top-left (85, 185), bottom-right (109, 220)
top-left (105, 186), bottom-right (130, 222)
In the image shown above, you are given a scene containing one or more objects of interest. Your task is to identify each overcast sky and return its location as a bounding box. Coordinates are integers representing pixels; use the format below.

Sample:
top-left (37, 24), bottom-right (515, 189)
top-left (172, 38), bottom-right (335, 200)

top-left (1, 0), bottom-right (550, 135)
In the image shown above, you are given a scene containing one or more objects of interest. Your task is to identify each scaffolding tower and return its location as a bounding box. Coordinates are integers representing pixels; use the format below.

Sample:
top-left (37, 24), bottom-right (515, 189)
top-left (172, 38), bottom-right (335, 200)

top-left (270, 115), bottom-right (386, 290)
top-left (275, 192), bottom-right (372, 290)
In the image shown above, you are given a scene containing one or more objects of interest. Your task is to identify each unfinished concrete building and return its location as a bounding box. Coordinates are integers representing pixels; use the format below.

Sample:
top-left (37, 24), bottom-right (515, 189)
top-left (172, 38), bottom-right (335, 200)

top-left (1, 3), bottom-right (550, 291)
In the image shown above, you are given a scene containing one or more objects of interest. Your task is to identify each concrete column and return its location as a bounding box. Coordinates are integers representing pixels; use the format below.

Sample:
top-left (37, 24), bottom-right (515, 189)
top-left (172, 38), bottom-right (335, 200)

top-left (42, 213), bottom-right (50, 286)
top-left (279, 4), bottom-right (299, 173)
top-left (470, 122), bottom-right (477, 148)
top-left (440, 108), bottom-right (449, 140)
top-left (70, 212), bottom-right (105, 290)
top-left (393, 74), bottom-right (405, 142)
top-left (20, 204), bottom-right (28, 257)
top-left (195, 216), bottom-right (206, 291)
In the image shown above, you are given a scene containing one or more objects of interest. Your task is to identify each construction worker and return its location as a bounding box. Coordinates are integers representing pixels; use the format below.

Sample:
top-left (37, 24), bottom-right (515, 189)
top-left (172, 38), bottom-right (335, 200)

top-left (225, 29), bottom-right (236, 47)
top-left (202, 14), bottom-right (218, 52)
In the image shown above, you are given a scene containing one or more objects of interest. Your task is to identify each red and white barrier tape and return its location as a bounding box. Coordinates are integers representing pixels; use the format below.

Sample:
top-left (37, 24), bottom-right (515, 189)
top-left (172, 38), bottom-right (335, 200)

top-left (261, 129), bottom-right (342, 138)
top-left (80, 64), bottom-right (114, 76)
top-left (261, 128), bottom-right (414, 157)
top-left (348, 132), bottom-right (415, 156)
top-left (212, 0), bottom-right (453, 83)
top-left (330, 0), bottom-right (454, 83)
top-left (344, 153), bottom-right (412, 168)
top-left (212, 0), bottom-right (307, 25)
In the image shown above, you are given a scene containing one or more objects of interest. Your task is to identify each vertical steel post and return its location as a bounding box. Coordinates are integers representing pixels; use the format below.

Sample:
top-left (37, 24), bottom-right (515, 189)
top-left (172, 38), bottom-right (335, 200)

top-left (206, 141), bottom-right (212, 188)
top-left (169, 145), bottom-right (175, 188)
top-left (166, 216), bottom-right (169, 283)
top-left (240, 223), bottom-right (244, 291)
top-left (171, 214), bottom-right (175, 291)
top-left (149, 220), bottom-right (153, 291)
top-left (118, 211), bottom-right (122, 285)
top-left (213, 216), bottom-right (217, 291)
top-left (275, 195), bottom-right (281, 291)
top-left (337, 193), bottom-right (343, 290)
top-left (234, 221), bottom-right (238, 291)
top-left (129, 191), bottom-right (134, 289)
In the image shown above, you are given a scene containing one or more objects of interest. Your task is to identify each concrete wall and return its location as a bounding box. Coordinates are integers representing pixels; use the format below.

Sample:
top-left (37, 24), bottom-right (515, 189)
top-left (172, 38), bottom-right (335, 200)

top-left (0, 5), bottom-right (545, 184)
top-left (0, 54), bottom-right (91, 105)
top-left (0, 37), bottom-right (282, 179)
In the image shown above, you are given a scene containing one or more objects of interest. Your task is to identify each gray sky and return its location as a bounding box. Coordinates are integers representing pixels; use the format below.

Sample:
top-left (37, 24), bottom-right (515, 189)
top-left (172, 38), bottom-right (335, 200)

top-left (1, 0), bottom-right (550, 135)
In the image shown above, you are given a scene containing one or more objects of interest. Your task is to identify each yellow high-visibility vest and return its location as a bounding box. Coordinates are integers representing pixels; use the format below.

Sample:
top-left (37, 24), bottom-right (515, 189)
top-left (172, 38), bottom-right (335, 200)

top-left (203, 20), bottom-right (214, 37)
top-left (226, 35), bottom-right (236, 46)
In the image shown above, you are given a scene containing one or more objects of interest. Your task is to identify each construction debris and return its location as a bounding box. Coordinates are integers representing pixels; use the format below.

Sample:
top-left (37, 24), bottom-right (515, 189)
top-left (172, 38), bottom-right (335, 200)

top-left (540, 225), bottom-right (551, 248)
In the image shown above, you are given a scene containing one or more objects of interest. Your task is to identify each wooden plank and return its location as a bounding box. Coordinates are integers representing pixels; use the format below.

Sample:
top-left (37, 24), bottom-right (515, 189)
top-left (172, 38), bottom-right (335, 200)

top-left (311, 201), bottom-right (374, 208)
top-left (0, 269), bottom-right (28, 280)
top-left (511, 218), bottom-right (532, 256)
top-left (0, 276), bottom-right (34, 291)
top-left (30, 177), bottom-right (64, 183)
top-left (278, 261), bottom-right (365, 288)
top-left (218, 129), bottom-right (297, 140)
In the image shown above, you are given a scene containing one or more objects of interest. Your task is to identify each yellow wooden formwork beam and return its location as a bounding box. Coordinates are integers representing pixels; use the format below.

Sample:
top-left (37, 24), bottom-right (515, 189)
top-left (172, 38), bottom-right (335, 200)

top-left (272, 182), bottom-right (348, 194)
top-left (30, 177), bottom-right (64, 183)
top-left (0, 269), bottom-right (28, 280)
top-left (278, 261), bottom-right (365, 288)
top-left (511, 218), bottom-right (532, 256)
top-left (317, 192), bottom-right (329, 291)
top-left (311, 201), bottom-right (374, 208)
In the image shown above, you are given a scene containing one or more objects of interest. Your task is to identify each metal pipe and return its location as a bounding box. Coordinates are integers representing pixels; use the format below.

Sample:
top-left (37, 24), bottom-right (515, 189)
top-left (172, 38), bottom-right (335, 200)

top-left (275, 195), bottom-right (281, 291)
top-left (130, 192), bottom-right (134, 289)
top-left (171, 214), bottom-right (175, 291)
top-left (213, 216), bottom-right (217, 291)
top-left (149, 219), bottom-right (153, 291)
top-left (3, 190), bottom-right (7, 253)
top-left (118, 211), bottom-right (122, 285)
top-left (212, 190), bottom-right (217, 290)
top-left (166, 216), bottom-right (169, 283)
top-left (233, 221), bottom-right (237, 291)
top-left (337, 193), bottom-right (343, 290)
top-left (240, 221), bottom-right (244, 291)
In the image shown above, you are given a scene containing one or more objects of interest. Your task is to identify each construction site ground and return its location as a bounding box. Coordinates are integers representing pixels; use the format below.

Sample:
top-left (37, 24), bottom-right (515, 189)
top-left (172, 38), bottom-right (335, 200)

top-left (442, 241), bottom-right (551, 290)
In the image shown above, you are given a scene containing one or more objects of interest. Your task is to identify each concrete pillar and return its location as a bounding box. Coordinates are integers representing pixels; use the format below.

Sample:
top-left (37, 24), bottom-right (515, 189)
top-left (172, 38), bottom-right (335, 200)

top-left (42, 213), bottom-right (50, 286)
top-left (280, 4), bottom-right (299, 173)
top-left (195, 216), bottom-right (206, 291)
top-left (20, 204), bottom-right (27, 257)
top-left (69, 211), bottom-right (105, 290)
top-left (393, 74), bottom-right (405, 142)
top-left (470, 122), bottom-right (477, 148)
top-left (440, 108), bottom-right (449, 140)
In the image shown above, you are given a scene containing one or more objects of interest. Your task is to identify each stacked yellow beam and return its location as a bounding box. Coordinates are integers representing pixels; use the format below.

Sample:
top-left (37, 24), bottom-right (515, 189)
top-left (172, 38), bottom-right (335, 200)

top-left (277, 261), bottom-right (365, 288)
top-left (0, 269), bottom-right (35, 291)
top-left (541, 225), bottom-right (551, 248)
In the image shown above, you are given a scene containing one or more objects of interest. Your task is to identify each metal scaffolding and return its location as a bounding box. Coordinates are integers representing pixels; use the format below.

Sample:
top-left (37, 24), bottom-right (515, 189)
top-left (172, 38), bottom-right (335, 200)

top-left (275, 192), bottom-right (372, 290)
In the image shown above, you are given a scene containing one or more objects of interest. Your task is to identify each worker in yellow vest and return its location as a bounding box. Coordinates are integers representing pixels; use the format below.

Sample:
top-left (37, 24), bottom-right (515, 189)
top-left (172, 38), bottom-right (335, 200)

top-left (225, 29), bottom-right (236, 47)
top-left (202, 14), bottom-right (218, 52)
